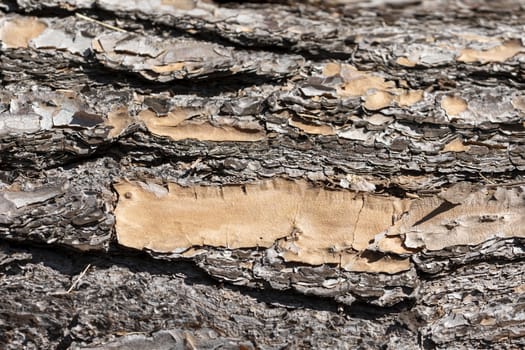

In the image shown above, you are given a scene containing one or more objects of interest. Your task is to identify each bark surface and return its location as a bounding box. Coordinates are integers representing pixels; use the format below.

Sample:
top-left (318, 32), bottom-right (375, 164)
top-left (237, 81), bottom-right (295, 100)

top-left (0, 0), bottom-right (524, 348)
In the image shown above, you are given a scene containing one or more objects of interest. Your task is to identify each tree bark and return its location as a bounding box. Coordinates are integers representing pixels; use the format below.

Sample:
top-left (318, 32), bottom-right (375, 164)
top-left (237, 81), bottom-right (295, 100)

top-left (0, 0), bottom-right (524, 348)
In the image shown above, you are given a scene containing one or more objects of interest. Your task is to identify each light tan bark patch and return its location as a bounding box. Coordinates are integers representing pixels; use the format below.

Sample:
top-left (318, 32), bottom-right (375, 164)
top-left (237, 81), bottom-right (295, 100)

top-left (441, 96), bottom-right (468, 116)
top-left (511, 96), bottom-right (525, 112)
top-left (336, 254), bottom-right (410, 274)
top-left (322, 62), bottom-right (341, 77)
top-left (442, 138), bottom-right (471, 153)
top-left (390, 187), bottom-right (525, 251)
top-left (153, 122), bottom-right (265, 142)
top-left (338, 66), bottom-right (395, 97)
top-left (480, 318), bottom-right (497, 326)
top-left (395, 89), bottom-right (423, 107)
top-left (377, 236), bottom-right (414, 255)
top-left (91, 38), bottom-right (103, 53)
top-left (106, 106), bottom-right (133, 138)
top-left (139, 109), bottom-right (265, 142)
top-left (0, 17), bottom-right (47, 48)
top-left (161, 0), bottom-right (196, 10)
top-left (364, 90), bottom-right (394, 110)
top-left (139, 108), bottom-right (194, 127)
top-left (288, 117), bottom-right (335, 135)
top-left (514, 284), bottom-right (525, 294)
top-left (335, 65), bottom-right (421, 109)
top-left (151, 63), bottom-right (186, 73)
top-left (114, 180), bottom-right (411, 273)
top-left (457, 40), bottom-right (524, 63)
top-left (396, 57), bottom-right (417, 67)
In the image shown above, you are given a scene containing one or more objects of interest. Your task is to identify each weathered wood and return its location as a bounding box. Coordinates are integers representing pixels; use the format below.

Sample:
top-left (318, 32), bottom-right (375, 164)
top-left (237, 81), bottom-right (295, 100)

top-left (0, 0), bottom-right (524, 348)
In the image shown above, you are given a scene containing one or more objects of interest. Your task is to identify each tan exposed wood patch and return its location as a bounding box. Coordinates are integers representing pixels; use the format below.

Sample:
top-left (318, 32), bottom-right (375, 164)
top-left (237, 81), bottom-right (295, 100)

top-left (279, 250), bottom-right (410, 274)
top-left (364, 90), bottom-right (394, 110)
top-left (114, 178), bottom-right (524, 269)
top-left (390, 187), bottom-right (525, 251)
top-left (457, 40), bottom-right (524, 63)
top-left (139, 109), bottom-right (265, 142)
top-left (0, 17), bottom-right (47, 48)
top-left (114, 180), bottom-right (411, 273)
top-left (106, 106), bottom-right (133, 138)
top-left (514, 284), bottom-right (525, 294)
top-left (91, 38), bottom-right (104, 53)
top-left (442, 138), bottom-right (471, 153)
top-left (395, 89), bottom-right (423, 107)
top-left (140, 108), bottom-right (193, 126)
top-left (441, 95), bottom-right (468, 116)
top-left (337, 65), bottom-right (395, 97)
top-left (153, 122), bottom-right (265, 142)
top-left (288, 117), bottom-right (335, 135)
top-left (511, 96), bottom-right (525, 112)
top-left (322, 62), bottom-right (341, 77)
top-left (161, 0), bottom-right (196, 10)
top-left (480, 317), bottom-right (497, 326)
top-left (151, 63), bottom-right (186, 73)
top-left (396, 57), bottom-right (417, 67)
top-left (377, 236), bottom-right (414, 255)
top-left (331, 64), bottom-right (422, 109)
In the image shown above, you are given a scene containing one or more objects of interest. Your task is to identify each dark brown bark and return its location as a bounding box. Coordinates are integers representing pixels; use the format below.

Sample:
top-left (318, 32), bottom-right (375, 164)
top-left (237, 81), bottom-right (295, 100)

top-left (0, 0), bottom-right (524, 348)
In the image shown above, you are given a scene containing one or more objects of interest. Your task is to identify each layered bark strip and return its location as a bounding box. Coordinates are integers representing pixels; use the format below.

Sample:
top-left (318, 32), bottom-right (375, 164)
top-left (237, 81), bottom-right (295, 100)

top-left (1, 0), bottom-right (525, 348)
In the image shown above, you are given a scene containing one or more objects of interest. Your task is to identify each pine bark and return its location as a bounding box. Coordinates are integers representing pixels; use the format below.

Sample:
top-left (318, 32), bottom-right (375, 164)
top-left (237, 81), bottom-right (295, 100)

top-left (1, 0), bottom-right (525, 348)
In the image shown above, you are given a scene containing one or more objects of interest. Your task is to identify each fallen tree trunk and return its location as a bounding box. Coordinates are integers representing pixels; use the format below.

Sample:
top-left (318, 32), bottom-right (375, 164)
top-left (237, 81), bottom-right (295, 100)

top-left (0, 0), bottom-right (524, 348)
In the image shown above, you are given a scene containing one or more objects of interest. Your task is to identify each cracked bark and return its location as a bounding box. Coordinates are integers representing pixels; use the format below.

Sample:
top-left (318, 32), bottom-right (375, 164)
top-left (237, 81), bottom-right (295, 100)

top-left (1, 0), bottom-right (525, 349)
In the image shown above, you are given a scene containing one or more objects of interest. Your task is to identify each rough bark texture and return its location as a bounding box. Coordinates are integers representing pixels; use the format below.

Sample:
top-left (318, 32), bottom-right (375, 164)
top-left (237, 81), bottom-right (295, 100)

top-left (1, 0), bottom-right (524, 348)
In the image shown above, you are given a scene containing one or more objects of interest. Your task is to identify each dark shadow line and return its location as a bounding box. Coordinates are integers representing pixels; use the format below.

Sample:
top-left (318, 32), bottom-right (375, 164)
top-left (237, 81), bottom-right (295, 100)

top-left (0, 239), bottom-right (416, 319)
top-left (412, 201), bottom-right (458, 227)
